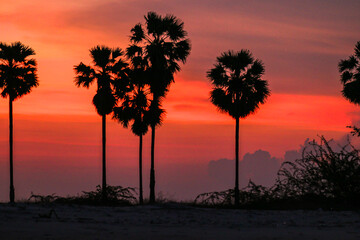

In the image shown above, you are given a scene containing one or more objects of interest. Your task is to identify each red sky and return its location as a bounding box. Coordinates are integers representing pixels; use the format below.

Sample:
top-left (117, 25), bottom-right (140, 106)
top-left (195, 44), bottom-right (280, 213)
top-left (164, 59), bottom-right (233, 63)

top-left (0, 0), bottom-right (360, 201)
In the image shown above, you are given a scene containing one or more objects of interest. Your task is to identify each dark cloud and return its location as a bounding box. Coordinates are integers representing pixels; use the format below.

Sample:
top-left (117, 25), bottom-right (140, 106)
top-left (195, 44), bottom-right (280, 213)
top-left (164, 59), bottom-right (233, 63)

top-left (208, 150), bottom-right (281, 188)
top-left (207, 139), bottom-right (315, 189)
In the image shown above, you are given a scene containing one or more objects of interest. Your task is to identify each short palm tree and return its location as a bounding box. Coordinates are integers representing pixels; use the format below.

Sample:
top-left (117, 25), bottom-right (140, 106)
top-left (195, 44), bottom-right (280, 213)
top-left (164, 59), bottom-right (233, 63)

top-left (74, 46), bottom-right (129, 201)
top-left (0, 42), bottom-right (39, 203)
top-left (208, 50), bottom-right (270, 206)
top-left (128, 12), bottom-right (191, 203)
top-left (113, 83), bottom-right (151, 204)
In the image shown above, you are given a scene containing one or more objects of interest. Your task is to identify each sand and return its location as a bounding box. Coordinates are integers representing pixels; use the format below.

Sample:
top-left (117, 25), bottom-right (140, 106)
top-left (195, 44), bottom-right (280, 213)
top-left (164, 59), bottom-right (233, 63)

top-left (1, 203), bottom-right (360, 239)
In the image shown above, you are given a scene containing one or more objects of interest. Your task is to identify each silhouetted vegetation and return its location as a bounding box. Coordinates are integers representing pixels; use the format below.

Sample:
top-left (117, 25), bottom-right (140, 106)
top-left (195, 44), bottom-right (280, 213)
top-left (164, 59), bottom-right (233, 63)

top-left (0, 42), bottom-right (39, 203)
top-left (74, 46), bottom-right (130, 202)
top-left (2, 14), bottom-right (360, 215)
top-left (196, 137), bottom-right (360, 210)
top-left (339, 41), bottom-right (360, 135)
top-left (208, 50), bottom-right (270, 206)
top-left (128, 12), bottom-right (191, 203)
top-left (28, 185), bottom-right (137, 206)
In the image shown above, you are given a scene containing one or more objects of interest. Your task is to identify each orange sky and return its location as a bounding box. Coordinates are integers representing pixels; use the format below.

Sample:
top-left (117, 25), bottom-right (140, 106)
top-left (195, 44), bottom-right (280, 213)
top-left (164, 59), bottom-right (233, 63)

top-left (0, 0), bottom-right (360, 200)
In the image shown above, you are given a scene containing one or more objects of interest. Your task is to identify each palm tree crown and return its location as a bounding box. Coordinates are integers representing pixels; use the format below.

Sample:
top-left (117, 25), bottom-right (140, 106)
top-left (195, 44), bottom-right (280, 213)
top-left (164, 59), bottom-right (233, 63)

top-left (208, 50), bottom-right (270, 119)
top-left (127, 11), bottom-right (191, 99)
top-left (74, 46), bottom-right (130, 115)
top-left (113, 85), bottom-right (151, 137)
top-left (0, 42), bottom-right (38, 100)
top-left (339, 41), bottom-right (360, 104)
top-left (114, 55), bottom-right (163, 133)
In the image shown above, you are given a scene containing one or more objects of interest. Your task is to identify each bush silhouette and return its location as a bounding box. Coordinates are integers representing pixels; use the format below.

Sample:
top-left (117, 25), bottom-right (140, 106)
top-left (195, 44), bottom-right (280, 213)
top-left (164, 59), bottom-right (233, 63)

top-left (196, 137), bottom-right (360, 209)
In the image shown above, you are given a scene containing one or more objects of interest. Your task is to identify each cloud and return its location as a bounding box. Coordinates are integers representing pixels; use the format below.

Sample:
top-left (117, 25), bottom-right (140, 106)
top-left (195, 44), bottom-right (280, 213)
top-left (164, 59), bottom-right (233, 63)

top-left (208, 150), bottom-right (281, 188)
top-left (207, 138), bottom-right (317, 189)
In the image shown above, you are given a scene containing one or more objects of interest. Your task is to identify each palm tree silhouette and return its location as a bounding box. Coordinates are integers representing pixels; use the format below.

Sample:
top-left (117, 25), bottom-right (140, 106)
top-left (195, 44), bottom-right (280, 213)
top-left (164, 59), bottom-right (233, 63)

top-left (113, 57), bottom-right (163, 204)
top-left (128, 12), bottom-right (191, 203)
top-left (339, 41), bottom-right (360, 136)
top-left (113, 82), bottom-right (152, 204)
top-left (208, 50), bottom-right (270, 206)
top-left (339, 41), bottom-right (360, 104)
top-left (74, 46), bottom-right (129, 201)
top-left (0, 42), bottom-right (39, 203)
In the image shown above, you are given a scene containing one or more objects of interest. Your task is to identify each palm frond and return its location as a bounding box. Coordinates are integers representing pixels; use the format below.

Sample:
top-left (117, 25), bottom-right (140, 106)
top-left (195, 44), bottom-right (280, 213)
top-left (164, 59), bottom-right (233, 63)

top-left (74, 62), bottom-right (95, 88)
top-left (13, 42), bottom-right (35, 61)
top-left (113, 76), bottom-right (131, 99)
top-left (90, 45), bottom-right (111, 68)
top-left (111, 47), bottom-right (124, 60)
top-left (207, 64), bottom-right (229, 87)
top-left (111, 59), bottom-right (129, 75)
top-left (210, 88), bottom-right (233, 116)
top-left (339, 56), bottom-right (358, 72)
top-left (355, 41), bottom-right (360, 59)
top-left (130, 23), bottom-right (145, 43)
top-left (164, 14), bottom-right (186, 41)
top-left (248, 59), bottom-right (265, 77)
top-left (218, 50), bottom-right (253, 73)
top-left (146, 99), bottom-right (165, 126)
top-left (173, 39), bottom-right (191, 63)
top-left (126, 44), bottom-right (143, 59)
top-left (145, 12), bottom-right (166, 38)
top-left (113, 103), bottom-right (134, 128)
top-left (341, 71), bottom-right (353, 84)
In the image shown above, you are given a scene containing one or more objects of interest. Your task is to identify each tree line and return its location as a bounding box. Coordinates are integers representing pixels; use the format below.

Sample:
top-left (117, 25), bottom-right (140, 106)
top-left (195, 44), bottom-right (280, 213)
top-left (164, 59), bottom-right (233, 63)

top-left (1, 11), bottom-right (359, 206)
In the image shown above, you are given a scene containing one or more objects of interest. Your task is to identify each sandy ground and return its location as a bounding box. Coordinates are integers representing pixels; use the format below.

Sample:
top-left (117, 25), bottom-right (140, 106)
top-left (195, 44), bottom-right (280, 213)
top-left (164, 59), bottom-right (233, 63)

top-left (1, 203), bottom-right (360, 240)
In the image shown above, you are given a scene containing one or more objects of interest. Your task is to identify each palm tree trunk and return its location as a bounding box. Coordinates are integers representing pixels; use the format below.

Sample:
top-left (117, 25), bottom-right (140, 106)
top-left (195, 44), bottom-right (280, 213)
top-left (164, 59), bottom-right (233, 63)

top-left (139, 134), bottom-right (143, 204)
top-left (9, 97), bottom-right (14, 203)
top-left (149, 124), bottom-right (156, 203)
top-left (102, 114), bottom-right (107, 202)
top-left (235, 117), bottom-right (240, 206)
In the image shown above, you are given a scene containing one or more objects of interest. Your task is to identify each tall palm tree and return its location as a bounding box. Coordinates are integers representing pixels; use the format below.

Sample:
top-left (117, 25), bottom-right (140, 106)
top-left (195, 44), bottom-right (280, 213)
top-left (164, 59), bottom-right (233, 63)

top-left (0, 42), bottom-right (39, 203)
top-left (128, 12), bottom-right (191, 203)
top-left (207, 50), bottom-right (270, 206)
top-left (74, 46), bottom-right (129, 201)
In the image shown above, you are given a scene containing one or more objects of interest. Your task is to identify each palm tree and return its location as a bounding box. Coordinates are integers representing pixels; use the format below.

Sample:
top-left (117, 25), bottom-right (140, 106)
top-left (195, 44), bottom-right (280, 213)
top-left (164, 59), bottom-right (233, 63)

top-left (0, 42), bottom-right (39, 203)
top-left (207, 50), bottom-right (270, 206)
top-left (113, 83), bottom-right (152, 204)
top-left (339, 41), bottom-right (360, 135)
top-left (128, 12), bottom-right (191, 203)
top-left (74, 46), bottom-right (129, 201)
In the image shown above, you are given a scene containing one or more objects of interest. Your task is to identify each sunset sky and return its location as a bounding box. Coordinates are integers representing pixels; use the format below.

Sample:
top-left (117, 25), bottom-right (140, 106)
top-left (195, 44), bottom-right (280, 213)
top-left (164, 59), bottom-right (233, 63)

top-left (0, 0), bottom-right (360, 201)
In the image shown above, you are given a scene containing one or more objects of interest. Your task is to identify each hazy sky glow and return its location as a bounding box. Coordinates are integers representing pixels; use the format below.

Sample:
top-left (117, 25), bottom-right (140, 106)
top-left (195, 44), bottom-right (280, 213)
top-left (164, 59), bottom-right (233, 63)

top-left (0, 0), bottom-right (360, 201)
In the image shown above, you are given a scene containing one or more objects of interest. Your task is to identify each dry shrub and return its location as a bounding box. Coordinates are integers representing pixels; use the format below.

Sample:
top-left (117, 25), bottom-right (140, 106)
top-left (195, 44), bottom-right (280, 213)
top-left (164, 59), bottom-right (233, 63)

top-left (195, 136), bottom-right (360, 209)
